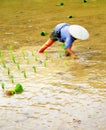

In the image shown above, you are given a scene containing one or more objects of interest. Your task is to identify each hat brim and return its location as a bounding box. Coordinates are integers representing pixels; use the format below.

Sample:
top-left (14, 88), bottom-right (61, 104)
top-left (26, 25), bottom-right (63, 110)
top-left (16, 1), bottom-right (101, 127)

top-left (68, 25), bottom-right (89, 40)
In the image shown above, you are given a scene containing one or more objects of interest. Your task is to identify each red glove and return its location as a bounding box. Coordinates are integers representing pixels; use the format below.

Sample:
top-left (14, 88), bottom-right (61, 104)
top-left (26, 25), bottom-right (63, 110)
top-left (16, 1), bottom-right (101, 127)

top-left (39, 39), bottom-right (54, 53)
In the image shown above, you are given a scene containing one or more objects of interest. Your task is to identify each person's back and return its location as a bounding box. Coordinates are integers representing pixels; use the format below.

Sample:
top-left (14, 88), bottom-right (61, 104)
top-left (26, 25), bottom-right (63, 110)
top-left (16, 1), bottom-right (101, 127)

top-left (38, 22), bottom-right (89, 59)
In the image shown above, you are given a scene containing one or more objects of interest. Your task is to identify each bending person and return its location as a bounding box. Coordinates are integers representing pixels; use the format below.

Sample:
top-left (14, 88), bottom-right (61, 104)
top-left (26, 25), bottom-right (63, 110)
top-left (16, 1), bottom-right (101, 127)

top-left (39, 23), bottom-right (89, 59)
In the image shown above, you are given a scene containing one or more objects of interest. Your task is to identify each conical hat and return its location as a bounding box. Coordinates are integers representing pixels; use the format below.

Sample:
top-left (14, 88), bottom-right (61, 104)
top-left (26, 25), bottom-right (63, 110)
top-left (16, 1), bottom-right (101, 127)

top-left (68, 25), bottom-right (89, 40)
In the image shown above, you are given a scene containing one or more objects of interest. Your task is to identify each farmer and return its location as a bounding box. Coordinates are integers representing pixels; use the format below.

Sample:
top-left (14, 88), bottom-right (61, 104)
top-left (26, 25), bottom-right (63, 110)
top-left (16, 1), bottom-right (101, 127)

top-left (38, 23), bottom-right (89, 59)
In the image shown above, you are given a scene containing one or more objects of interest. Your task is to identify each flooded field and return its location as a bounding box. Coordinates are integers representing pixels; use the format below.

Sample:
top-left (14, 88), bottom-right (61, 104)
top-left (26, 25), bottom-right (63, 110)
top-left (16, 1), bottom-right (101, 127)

top-left (0, 0), bottom-right (106, 130)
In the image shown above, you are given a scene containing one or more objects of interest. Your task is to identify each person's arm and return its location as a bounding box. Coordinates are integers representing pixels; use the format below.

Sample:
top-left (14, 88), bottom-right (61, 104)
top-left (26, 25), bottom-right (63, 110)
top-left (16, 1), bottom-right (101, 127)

top-left (66, 48), bottom-right (78, 59)
top-left (39, 39), bottom-right (54, 53)
top-left (65, 37), bottom-right (78, 59)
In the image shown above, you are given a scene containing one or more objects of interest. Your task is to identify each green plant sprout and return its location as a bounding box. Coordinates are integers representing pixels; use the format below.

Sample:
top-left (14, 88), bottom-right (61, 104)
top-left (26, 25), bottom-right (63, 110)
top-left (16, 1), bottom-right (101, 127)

top-left (1, 82), bottom-right (5, 90)
top-left (33, 66), bottom-right (36, 73)
top-left (4, 84), bottom-right (24, 96)
top-left (9, 45), bottom-right (16, 63)
top-left (11, 54), bottom-right (16, 63)
top-left (22, 70), bottom-right (27, 78)
top-left (16, 62), bottom-right (20, 70)
top-left (7, 68), bottom-right (11, 75)
top-left (34, 55), bottom-right (37, 61)
top-left (9, 48), bottom-right (16, 64)
top-left (0, 51), bottom-right (7, 68)
top-left (31, 50), bottom-right (38, 61)
top-left (61, 43), bottom-right (65, 49)
top-left (1, 58), bottom-right (6, 68)
top-left (64, 60), bottom-right (69, 66)
top-left (0, 50), bottom-right (2, 58)
top-left (44, 52), bottom-right (48, 57)
top-left (31, 50), bottom-right (35, 57)
top-left (10, 75), bottom-right (14, 83)
top-left (21, 48), bottom-right (26, 59)
top-left (70, 55), bottom-right (74, 60)
top-left (58, 51), bottom-right (62, 58)
top-left (50, 57), bottom-right (54, 62)
top-left (9, 45), bottom-right (13, 54)
top-left (43, 60), bottom-right (47, 67)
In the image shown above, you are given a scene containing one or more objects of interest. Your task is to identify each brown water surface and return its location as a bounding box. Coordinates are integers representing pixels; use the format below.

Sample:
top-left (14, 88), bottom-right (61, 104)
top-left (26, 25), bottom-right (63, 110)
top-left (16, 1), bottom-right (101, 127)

top-left (0, 0), bottom-right (106, 130)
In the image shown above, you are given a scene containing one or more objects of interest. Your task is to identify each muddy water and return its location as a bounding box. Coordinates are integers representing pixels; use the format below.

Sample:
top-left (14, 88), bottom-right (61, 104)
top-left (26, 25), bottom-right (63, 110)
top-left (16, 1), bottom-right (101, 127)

top-left (0, 0), bottom-right (106, 130)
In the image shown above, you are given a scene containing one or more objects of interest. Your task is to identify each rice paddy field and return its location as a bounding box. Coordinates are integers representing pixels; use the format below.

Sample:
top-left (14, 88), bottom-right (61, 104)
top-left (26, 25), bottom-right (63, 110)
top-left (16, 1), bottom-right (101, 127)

top-left (0, 0), bottom-right (106, 130)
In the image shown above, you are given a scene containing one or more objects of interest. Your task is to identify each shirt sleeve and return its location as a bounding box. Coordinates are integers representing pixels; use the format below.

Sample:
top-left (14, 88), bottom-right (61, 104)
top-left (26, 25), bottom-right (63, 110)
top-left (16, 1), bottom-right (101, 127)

top-left (65, 37), bottom-right (73, 48)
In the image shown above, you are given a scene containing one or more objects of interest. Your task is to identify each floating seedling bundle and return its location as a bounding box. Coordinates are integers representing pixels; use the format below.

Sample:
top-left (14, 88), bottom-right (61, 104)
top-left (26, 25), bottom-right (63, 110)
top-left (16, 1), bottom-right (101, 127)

top-left (1, 83), bottom-right (24, 96)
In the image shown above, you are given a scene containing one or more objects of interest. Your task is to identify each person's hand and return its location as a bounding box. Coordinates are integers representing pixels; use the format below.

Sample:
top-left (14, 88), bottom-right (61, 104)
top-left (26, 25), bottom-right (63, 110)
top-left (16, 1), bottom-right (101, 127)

top-left (66, 48), bottom-right (79, 59)
top-left (74, 55), bottom-right (79, 59)
top-left (39, 49), bottom-right (44, 53)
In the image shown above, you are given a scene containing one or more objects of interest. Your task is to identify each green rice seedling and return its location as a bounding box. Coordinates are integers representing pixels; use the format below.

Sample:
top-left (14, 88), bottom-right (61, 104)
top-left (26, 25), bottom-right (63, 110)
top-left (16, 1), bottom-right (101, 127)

top-left (50, 57), bottom-right (54, 62)
top-left (22, 70), bottom-right (27, 78)
top-left (31, 50), bottom-right (35, 57)
top-left (4, 84), bottom-right (24, 96)
top-left (9, 45), bottom-right (16, 63)
top-left (44, 52), bottom-right (48, 57)
top-left (0, 50), bottom-right (2, 58)
top-left (70, 55), bottom-right (74, 60)
top-left (10, 75), bottom-right (14, 84)
top-left (11, 54), bottom-right (16, 63)
top-left (33, 66), bottom-right (36, 73)
top-left (44, 52), bottom-right (48, 61)
top-left (7, 68), bottom-right (11, 75)
top-left (64, 60), bottom-right (69, 66)
top-left (31, 50), bottom-right (38, 61)
top-left (16, 62), bottom-right (20, 70)
top-left (1, 58), bottom-right (6, 68)
top-left (9, 45), bottom-right (13, 55)
top-left (9, 47), bottom-right (16, 63)
top-left (58, 51), bottom-right (62, 58)
top-left (34, 55), bottom-right (38, 61)
top-left (1, 82), bottom-right (5, 91)
top-left (21, 48), bottom-right (26, 59)
top-left (43, 60), bottom-right (47, 67)
top-left (61, 43), bottom-right (65, 49)
top-left (32, 51), bottom-right (37, 61)
top-left (9, 45), bottom-right (13, 53)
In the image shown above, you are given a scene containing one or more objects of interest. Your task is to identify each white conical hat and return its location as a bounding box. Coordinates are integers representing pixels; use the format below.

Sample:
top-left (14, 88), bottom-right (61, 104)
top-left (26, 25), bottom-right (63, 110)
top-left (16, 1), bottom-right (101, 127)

top-left (68, 25), bottom-right (89, 40)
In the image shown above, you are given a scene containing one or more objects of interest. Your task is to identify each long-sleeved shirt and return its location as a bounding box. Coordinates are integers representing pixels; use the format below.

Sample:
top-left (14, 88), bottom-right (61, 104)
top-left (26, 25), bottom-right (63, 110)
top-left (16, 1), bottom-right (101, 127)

top-left (54, 23), bottom-right (76, 48)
